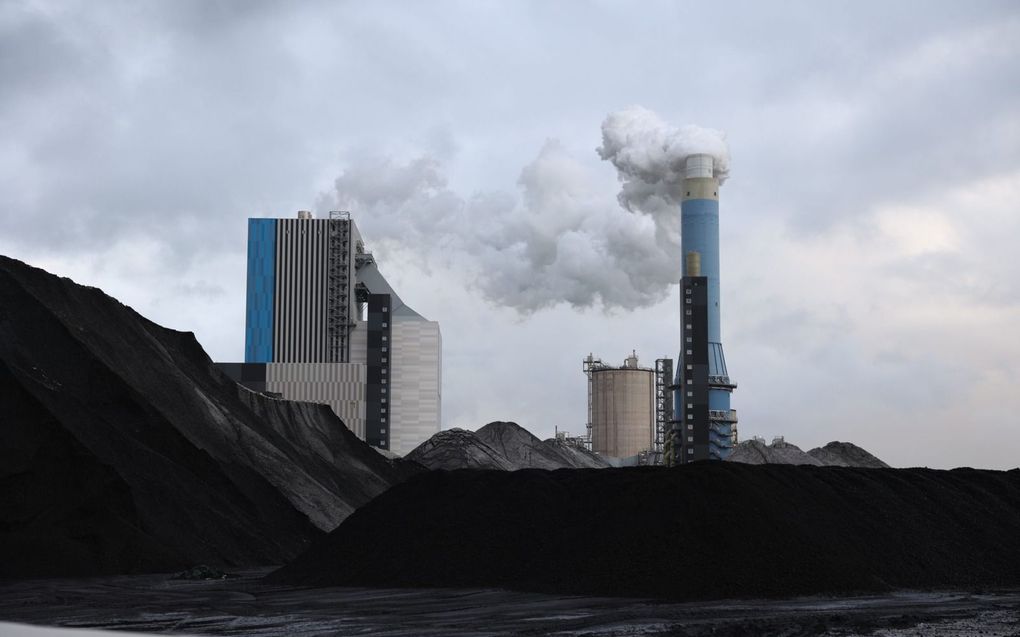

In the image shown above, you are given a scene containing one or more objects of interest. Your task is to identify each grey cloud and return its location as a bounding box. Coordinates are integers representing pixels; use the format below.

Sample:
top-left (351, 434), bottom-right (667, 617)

top-left (3, 1), bottom-right (1019, 468)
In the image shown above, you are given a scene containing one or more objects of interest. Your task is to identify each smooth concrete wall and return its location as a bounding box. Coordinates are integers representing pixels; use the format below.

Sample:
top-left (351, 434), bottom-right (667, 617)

top-left (591, 368), bottom-right (655, 458)
top-left (389, 318), bottom-right (442, 456)
top-left (348, 322), bottom-right (367, 366)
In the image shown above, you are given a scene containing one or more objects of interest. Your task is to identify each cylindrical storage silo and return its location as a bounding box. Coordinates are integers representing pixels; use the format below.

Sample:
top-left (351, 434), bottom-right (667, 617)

top-left (590, 357), bottom-right (655, 459)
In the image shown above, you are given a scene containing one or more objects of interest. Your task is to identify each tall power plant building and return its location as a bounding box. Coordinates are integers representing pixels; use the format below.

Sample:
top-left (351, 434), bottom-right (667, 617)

top-left (673, 155), bottom-right (737, 463)
top-left (217, 211), bottom-right (441, 456)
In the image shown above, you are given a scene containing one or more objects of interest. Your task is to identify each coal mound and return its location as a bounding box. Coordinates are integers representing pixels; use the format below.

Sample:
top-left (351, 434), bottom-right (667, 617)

top-left (727, 438), bottom-right (823, 465)
top-left (476, 421), bottom-right (611, 469)
top-left (271, 463), bottom-right (1020, 601)
top-left (407, 422), bottom-right (610, 471)
top-left (808, 441), bottom-right (890, 468)
top-left (405, 428), bottom-right (517, 470)
top-left (0, 255), bottom-right (418, 579)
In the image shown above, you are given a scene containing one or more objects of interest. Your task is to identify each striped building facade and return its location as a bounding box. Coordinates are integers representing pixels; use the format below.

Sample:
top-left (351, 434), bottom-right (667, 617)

top-left (221, 212), bottom-right (441, 455)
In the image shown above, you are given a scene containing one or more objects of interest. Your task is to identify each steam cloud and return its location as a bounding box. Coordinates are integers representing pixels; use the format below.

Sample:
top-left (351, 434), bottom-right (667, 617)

top-left (597, 105), bottom-right (729, 217)
top-left (325, 106), bottom-right (730, 313)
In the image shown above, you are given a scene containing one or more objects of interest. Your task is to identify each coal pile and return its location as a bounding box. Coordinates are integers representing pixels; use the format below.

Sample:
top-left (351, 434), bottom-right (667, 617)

top-left (727, 439), bottom-right (823, 465)
top-left (405, 429), bottom-right (517, 470)
top-left (540, 436), bottom-right (611, 469)
top-left (407, 422), bottom-right (610, 471)
top-left (271, 463), bottom-right (1020, 601)
top-left (0, 256), bottom-right (418, 579)
top-left (476, 421), bottom-right (610, 469)
top-left (808, 441), bottom-right (890, 468)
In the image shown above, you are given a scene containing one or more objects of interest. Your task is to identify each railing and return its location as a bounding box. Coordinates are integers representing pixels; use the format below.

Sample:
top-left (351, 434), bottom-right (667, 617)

top-left (708, 409), bottom-right (738, 422)
top-left (708, 375), bottom-right (737, 388)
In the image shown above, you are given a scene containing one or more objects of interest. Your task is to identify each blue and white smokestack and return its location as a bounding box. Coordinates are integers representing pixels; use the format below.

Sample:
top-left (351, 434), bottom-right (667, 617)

top-left (681, 154), bottom-right (722, 342)
top-left (677, 153), bottom-right (736, 460)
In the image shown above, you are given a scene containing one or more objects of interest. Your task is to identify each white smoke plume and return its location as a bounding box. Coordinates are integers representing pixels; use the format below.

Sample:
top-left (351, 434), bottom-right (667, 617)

top-left (323, 106), bottom-right (730, 313)
top-left (597, 105), bottom-right (730, 218)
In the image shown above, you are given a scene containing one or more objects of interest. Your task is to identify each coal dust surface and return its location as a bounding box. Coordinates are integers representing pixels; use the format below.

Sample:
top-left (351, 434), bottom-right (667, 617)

top-left (0, 255), bottom-right (418, 579)
top-left (2, 570), bottom-right (1020, 636)
top-left (272, 462), bottom-right (1020, 601)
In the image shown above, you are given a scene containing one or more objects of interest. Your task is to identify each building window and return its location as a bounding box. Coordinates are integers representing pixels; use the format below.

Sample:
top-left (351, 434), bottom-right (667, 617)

top-left (686, 349), bottom-right (692, 355)
top-left (686, 379), bottom-right (692, 385)
top-left (685, 289), bottom-right (692, 295)
top-left (381, 398), bottom-right (387, 403)
top-left (382, 307), bottom-right (388, 312)
top-left (686, 324), bottom-right (692, 329)
top-left (685, 298), bottom-right (692, 304)
top-left (687, 391), bottom-right (692, 397)
top-left (381, 368), bottom-right (387, 374)
top-left (687, 414), bottom-right (693, 420)
top-left (382, 335), bottom-right (388, 341)
top-left (685, 336), bottom-right (692, 343)
top-left (382, 347), bottom-right (387, 352)
top-left (382, 357), bottom-right (387, 363)
top-left (685, 309), bottom-right (692, 316)
top-left (382, 378), bottom-right (387, 384)
top-left (380, 429), bottom-right (386, 434)
top-left (688, 424), bottom-right (693, 430)
top-left (381, 387), bottom-right (387, 393)
top-left (688, 436), bottom-right (693, 442)
top-left (687, 364), bottom-right (692, 370)
top-left (687, 403), bottom-right (692, 410)
top-left (382, 322), bottom-right (388, 328)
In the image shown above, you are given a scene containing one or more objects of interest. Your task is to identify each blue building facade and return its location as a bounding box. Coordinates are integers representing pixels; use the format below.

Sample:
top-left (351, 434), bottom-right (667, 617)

top-left (244, 218), bottom-right (277, 363)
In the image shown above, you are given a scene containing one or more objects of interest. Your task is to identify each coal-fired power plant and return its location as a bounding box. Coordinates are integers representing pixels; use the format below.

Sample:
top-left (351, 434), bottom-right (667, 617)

top-left (673, 154), bottom-right (737, 463)
top-left (582, 147), bottom-right (739, 466)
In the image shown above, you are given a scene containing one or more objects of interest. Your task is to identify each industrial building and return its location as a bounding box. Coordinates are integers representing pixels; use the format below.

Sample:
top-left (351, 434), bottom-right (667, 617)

top-left (583, 154), bottom-right (738, 465)
top-left (583, 352), bottom-right (656, 459)
top-left (673, 154), bottom-right (737, 462)
top-left (217, 210), bottom-right (441, 456)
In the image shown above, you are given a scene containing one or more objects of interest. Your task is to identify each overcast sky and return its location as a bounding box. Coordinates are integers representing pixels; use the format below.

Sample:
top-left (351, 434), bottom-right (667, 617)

top-left (2, 0), bottom-right (1018, 469)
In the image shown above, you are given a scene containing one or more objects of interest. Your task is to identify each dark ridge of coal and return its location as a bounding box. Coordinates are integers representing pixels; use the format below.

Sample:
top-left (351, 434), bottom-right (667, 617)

top-left (270, 463), bottom-right (1020, 601)
top-left (405, 429), bottom-right (516, 471)
top-left (409, 422), bottom-right (611, 471)
top-left (809, 441), bottom-right (890, 468)
top-left (476, 421), bottom-right (610, 470)
top-left (0, 255), bottom-right (419, 579)
top-left (728, 439), bottom-right (823, 466)
top-left (540, 437), bottom-right (612, 469)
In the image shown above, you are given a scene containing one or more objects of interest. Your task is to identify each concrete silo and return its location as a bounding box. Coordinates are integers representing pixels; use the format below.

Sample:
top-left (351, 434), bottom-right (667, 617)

top-left (584, 352), bottom-right (655, 459)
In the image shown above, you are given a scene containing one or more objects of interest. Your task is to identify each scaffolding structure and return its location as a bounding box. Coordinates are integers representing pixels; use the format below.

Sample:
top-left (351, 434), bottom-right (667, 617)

top-left (326, 210), bottom-right (351, 363)
top-left (581, 354), bottom-right (607, 452)
top-left (653, 357), bottom-right (674, 465)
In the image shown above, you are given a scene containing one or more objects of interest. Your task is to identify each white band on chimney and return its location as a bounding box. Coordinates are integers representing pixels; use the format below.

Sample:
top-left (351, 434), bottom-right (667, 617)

top-left (684, 154), bottom-right (714, 179)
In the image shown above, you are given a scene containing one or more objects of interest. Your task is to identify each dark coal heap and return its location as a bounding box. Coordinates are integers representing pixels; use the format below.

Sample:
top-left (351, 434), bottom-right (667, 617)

top-left (407, 421), bottom-right (610, 471)
top-left (476, 421), bottom-right (610, 469)
top-left (405, 428), bottom-right (517, 470)
top-left (808, 441), bottom-right (890, 468)
top-left (0, 256), bottom-right (418, 579)
top-left (271, 462), bottom-right (1020, 600)
top-left (728, 438), bottom-right (890, 468)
